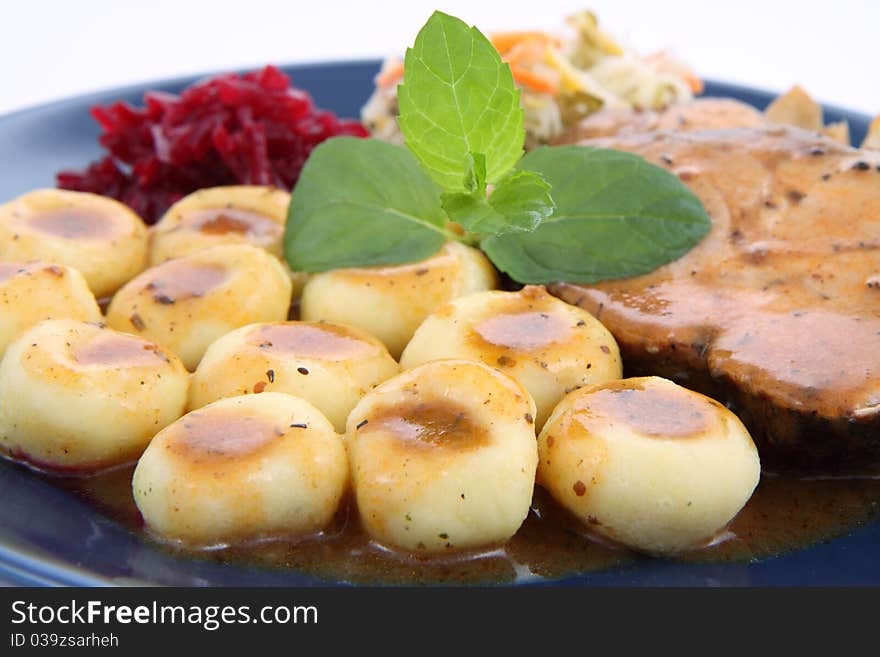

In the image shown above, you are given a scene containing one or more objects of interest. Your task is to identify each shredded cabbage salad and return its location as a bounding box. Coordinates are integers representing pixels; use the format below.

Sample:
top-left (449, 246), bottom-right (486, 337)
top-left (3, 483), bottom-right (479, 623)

top-left (362, 11), bottom-right (702, 148)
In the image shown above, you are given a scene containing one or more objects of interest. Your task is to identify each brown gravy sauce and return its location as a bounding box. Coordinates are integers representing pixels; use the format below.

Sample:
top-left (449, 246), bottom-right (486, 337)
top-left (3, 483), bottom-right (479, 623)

top-left (473, 311), bottom-right (572, 352)
top-left (571, 380), bottom-right (716, 438)
top-left (254, 323), bottom-right (374, 361)
top-left (364, 401), bottom-right (489, 452)
top-left (170, 412), bottom-right (283, 461)
top-left (73, 333), bottom-right (168, 367)
top-left (0, 262), bottom-right (27, 282)
top-left (187, 208), bottom-right (281, 245)
top-left (50, 466), bottom-right (880, 584)
top-left (145, 261), bottom-right (228, 303)
top-left (29, 208), bottom-right (117, 240)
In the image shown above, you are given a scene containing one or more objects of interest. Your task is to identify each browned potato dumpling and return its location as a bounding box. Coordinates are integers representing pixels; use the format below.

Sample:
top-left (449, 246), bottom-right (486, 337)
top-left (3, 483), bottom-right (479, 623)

top-left (190, 321), bottom-right (399, 431)
top-left (150, 186), bottom-right (289, 264)
top-left (401, 286), bottom-right (622, 428)
top-left (0, 319), bottom-right (188, 471)
top-left (133, 393), bottom-right (348, 545)
top-left (346, 359), bottom-right (537, 553)
top-left (149, 186), bottom-right (307, 297)
top-left (0, 189), bottom-right (148, 297)
top-left (538, 376), bottom-right (760, 554)
top-left (106, 244), bottom-right (292, 370)
top-left (0, 262), bottom-right (101, 357)
top-left (300, 242), bottom-right (498, 358)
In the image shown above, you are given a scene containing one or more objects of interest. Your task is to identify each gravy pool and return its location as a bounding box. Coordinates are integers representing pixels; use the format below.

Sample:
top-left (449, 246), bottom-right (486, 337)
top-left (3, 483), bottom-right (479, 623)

top-left (43, 466), bottom-right (880, 584)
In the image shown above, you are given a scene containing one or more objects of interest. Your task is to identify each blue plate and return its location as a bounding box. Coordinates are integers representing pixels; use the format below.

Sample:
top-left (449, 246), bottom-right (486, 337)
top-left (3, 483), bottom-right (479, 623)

top-left (0, 61), bottom-right (876, 586)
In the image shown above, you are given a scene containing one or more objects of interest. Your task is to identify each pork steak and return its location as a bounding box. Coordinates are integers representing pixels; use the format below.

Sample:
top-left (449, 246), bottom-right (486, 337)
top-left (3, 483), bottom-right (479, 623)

top-left (552, 126), bottom-right (880, 472)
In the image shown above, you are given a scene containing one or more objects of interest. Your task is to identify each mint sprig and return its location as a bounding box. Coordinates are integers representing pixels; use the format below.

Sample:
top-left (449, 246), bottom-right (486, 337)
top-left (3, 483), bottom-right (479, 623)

top-left (442, 170), bottom-right (555, 235)
top-left (398, 11), bottom-right (524, 192)
top-left (482, 146), bottom-right (711, 283)
top-left (285, 137), bottom-right (449, 271)
top-left (283, 11), bottom-right (711, 282)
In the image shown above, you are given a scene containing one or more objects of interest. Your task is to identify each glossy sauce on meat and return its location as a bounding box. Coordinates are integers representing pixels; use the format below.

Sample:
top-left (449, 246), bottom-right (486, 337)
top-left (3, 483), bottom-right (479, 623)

top-left (552, 126), bottom-right (880, 470)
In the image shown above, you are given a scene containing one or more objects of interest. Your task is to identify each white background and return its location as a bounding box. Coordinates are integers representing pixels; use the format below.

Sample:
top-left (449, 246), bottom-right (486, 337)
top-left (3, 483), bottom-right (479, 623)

top-left (0, 0), bottom-right (877, 117)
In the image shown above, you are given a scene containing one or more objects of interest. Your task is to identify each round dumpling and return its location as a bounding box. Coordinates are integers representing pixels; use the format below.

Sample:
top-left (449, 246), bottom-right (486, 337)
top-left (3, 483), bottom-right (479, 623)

top-left (400, 285), bottom-right (622, 428)
top-left (149, 186), bottom-right (309, 299)
top-left (346, 359), bottom-right (537, 553)
top-left (133, 392), bottom-right (349, 545)
top-left (300, 241), bottom-right (498, 358)
top-left (0, 262), bottom-right (101, 357)
top-left (189, 321), bottom-right (399, 432)
top-left (537, 376), bottom-right (761, 554)
top-left (149, 186), bottom-right (289, 264)
top-left (0, 319), bottom-right (189, 472)
top-left (106, 244), bottom-right (292, 370)
top-left (0, 189), bottom-right (148, 298)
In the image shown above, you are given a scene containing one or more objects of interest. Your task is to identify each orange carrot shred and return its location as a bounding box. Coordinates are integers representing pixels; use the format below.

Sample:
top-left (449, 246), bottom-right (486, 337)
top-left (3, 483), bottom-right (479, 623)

top-left (685, 74), bottom-right (704, 95)
top-left (491, 31), bottom-right (562, 55)
top-left (377, 61), bottom-right (405, 88)
top-left (509, 66), bottom-right (558, 95)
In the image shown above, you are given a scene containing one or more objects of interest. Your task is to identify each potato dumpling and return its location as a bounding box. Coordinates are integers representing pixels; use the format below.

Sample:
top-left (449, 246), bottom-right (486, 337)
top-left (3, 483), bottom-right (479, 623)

top-left (0, 319), bottom-right (188, 472)
top-left (133, 392), bottom-right (348, 545)
top-left (106, 244), bottom-right (292, 370)
top-left (150, 186), bottom-right (289, 264)
top-left (538, 376), bottom-right (760, 554)
top-left (300, 241), bottom-right (498, 358)
top-left (346, 359), bottom-right (537, 553)
top-left (0, 189), bottom-right (148, 298)
top-left (149, 186), bottom-right (307, 297)
top-left (190, 321), bottom-right (399, 431)
top-left (0, 262), bottom-right (101, 357)
top-left (401, 285), bottom-right (622, 428)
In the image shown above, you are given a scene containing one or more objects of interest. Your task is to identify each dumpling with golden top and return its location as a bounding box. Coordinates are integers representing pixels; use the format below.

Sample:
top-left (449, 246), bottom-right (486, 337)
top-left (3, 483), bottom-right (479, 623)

top-left (190, 321), bottom-right (399, 432)
top-left (149, 186), bottom-right (290, 264)
top-left (133, 393), bottom-right (348, 545)
top-left (300, 241), bottom-right (498, 358)
top-left (0, 189), bottom-right (148, 298)
top-left (0, 262), bottom-right (101, 357)
top-left (538, 376), bottom-right (760, 554)
top-left (401, 285), bottom-right (622, 428)
top-left (106, 244), bottom-right (292, 370)
top-left (346, 359), bottom-right (537, 553)
top-left (0, 319), bottom-right (188, 472)
top-left (150, 186), bottom-right (308, 299)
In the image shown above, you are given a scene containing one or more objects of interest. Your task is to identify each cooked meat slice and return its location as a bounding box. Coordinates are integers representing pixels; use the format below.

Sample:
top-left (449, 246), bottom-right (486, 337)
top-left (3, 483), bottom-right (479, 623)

top-left (551, 126), bottom-right (880, 471)
top-left (556, 98), bottom-right (768, 143)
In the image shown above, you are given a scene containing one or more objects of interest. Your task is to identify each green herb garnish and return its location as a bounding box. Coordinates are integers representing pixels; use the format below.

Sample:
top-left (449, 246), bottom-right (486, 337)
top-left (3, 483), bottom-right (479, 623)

top-left (483, 146), bottom-right (712, 283)
top-left (284, 10), bottom-right (710, 283)
top-left (397, 11), bottom-right (525, 192)
top-left (284, 137), bottom-right (451, 271)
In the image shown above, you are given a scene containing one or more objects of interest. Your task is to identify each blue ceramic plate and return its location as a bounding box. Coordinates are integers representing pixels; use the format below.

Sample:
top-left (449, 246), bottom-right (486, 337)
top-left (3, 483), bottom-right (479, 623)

top-left (0, 61), bottom-right (876, 586)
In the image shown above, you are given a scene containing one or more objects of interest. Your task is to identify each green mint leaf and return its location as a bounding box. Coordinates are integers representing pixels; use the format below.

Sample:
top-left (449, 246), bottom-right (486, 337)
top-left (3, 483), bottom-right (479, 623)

top-left (463, 152), bottom-right (487, 194)
top-left (398, 11), bottom-right (524, 192)
top-left (284, 137), bottom-right (448, 272)
top-left (481, 146), bottom-right (712, 284)
top-left (441, 192), bottom-right (503, 234)
top-left (487, 170), bottom-right (555, 232)
top-left (441, 170), bottom-right (554, 236)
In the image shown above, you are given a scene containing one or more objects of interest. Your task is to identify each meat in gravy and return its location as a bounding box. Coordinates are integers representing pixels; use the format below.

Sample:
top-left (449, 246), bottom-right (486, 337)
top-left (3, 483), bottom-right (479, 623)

top-left (553, 124), bottom-right (880, 471)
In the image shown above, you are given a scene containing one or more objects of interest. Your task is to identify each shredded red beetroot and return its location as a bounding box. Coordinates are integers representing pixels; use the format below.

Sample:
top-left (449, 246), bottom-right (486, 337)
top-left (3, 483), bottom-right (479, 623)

top-left (56, 65), bottom-right (368, 223)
